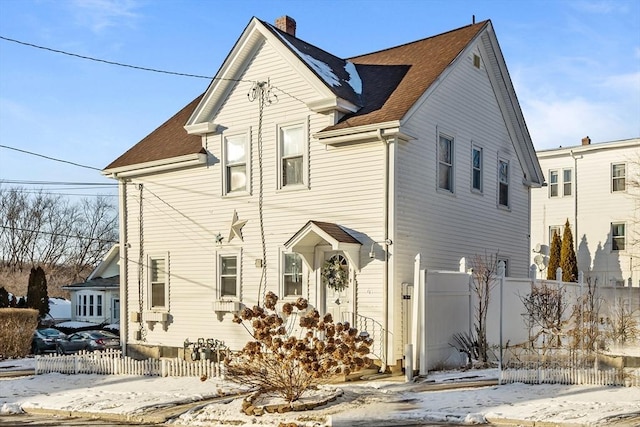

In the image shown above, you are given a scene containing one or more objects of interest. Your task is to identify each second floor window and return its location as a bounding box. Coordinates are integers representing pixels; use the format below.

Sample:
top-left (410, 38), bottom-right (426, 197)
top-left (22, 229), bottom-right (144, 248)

top-left (549, 170), bottom-right (559, 197)
top-left (612, 163), bottom-right (626, 192)
top-left (472, 146), bottom-right (483, 192)
top-left (224, 134), bottom-right (248, 194)
top-left (563, 168), bottom-right (572, 196)
top-left (280, 124), bottom-right (305, 188)
top-left (438, 135), bottom-right (454, 192)
top-left (498, 159), bottom-right (509, 207)
top-left (549, 168), bottom-right (572, 197)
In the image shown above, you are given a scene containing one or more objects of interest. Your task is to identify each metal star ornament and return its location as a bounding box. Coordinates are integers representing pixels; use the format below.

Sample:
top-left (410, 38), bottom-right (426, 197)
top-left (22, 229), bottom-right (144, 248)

top-left (228, 210), bottom-right (248, 242)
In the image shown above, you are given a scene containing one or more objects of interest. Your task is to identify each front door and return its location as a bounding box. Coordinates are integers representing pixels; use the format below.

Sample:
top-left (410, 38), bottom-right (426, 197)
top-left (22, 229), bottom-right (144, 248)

top-left (322, 251), bottom-right (353, 323)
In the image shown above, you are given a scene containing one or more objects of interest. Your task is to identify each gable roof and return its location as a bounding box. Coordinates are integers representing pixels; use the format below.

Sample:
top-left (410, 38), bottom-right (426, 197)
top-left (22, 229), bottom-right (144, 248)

top-left (103, 18), bottom-right (542, 186)
top-left (330, 21), bottom-right (486, 131)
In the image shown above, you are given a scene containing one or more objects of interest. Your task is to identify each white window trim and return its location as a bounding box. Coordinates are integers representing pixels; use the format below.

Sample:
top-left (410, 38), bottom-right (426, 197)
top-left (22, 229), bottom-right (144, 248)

top-left (497, 156), bottom-right (510, 209)
top-left (611, 222), bottom-right (626, 252)
top-left (548, 169), bottom-right (559, 198)
top-left (562, 168), bottom-right (573, 197)
top-left (437, 132), bottom-right (455, 194)
top-left (147, 253), bottom-right (169, 312)
top-left (471, 144), bottom-right (483, 194)
top-left (216, 250), bottom-right (242, 301)
top-left (222, 129), bottom-right (251, 197)
top-left (611, 162), bottom-right (626, 193)
top-left (276, 119), bottom-right (309, 191)
top-left (280, 250), bottom-right (306, 300)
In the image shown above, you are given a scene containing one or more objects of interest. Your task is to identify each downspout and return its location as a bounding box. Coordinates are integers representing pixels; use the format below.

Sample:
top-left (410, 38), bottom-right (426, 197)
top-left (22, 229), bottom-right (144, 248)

top-left (117, 177), bottom-right (128, 355)
top-left (377, 129), bottom-right (391, 370)
top-left (570, 151), bottom-right (579, 249)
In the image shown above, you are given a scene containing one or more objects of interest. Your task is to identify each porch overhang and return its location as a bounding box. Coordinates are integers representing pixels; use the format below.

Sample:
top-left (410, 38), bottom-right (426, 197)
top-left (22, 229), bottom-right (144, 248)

top-left (284, 220), bottom-right (361, 270)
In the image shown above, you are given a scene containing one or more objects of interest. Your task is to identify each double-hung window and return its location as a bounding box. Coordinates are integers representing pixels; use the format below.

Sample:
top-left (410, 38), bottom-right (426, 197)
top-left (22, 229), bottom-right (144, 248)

top-left (549, 170), bottom-right (559, 197)
top-left (279, 123), bottom-right (306, 188)
top-left (283, 252), bottom-right (303, 297)
top-left (612, 163), bottom-right (626, 192)
top-left (471, 145), bottom-right (483, 192)
top-left (219, 254), bottom-right (239, 299)
top-left (438, 135), bottom-right (454, 192)
top-left (563, 169), bottom-right (572, 196)
top-left (611, 223), bottom-right (625, 251)
top-left (149, 255), bottom-right (168, 310)
top-left (224, 133), bottom-right (248, 194)
top-left (498, 159), bottom-right (509, 208)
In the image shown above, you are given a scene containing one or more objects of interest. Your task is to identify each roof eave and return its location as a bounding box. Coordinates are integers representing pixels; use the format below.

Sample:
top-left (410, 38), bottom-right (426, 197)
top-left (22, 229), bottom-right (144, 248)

top-left (103, 153), bottom-right (207, 179)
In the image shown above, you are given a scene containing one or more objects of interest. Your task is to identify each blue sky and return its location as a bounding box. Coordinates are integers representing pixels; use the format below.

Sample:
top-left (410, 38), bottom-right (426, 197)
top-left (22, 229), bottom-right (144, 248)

top-left (0, 0), bottom-right (638, 198)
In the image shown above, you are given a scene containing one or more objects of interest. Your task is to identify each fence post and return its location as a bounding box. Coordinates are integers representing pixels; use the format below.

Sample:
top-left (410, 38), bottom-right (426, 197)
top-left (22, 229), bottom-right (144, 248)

top-left (498, 260), bottom-right (505, 385)
top-left (405, 344), bottom-right (413, 382)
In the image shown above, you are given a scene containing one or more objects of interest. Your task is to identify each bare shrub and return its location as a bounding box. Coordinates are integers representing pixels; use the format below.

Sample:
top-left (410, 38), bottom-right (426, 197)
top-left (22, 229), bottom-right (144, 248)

top-left (225, 292), bottom-right (372, 403)
top-left (0, 308), bottom-right (38, 358)
top-left (521, 282), bottom-right (567, 352)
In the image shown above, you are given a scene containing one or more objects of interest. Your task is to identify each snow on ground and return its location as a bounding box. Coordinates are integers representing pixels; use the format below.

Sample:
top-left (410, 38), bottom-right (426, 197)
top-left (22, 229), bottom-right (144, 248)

top-left (1, 358), bottom-right (639, 426)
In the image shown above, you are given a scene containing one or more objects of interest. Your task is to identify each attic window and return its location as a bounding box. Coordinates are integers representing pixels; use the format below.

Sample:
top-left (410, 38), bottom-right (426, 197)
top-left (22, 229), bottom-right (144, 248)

top-left (473, 54), bottom-right (481, 69)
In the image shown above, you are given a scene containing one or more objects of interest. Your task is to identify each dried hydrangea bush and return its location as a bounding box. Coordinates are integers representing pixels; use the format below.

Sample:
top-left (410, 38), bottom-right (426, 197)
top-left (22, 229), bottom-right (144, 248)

top-left (225, 292), bottom-right (373, 403)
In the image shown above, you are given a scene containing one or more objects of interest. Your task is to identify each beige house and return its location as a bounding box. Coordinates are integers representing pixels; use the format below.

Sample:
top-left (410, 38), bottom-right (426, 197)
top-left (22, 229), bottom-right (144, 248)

top-left (103, 16), bottom-right (543, 367)
top-left (530, 137), bottom-right (640, 286)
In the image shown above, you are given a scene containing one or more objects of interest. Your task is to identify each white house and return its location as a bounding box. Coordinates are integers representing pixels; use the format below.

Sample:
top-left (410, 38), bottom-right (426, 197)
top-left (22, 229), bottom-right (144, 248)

top-left (63, 245), bottom-right (120, 326)
top-left (530, 137), bottom-right (640, 287)
top-left (103, 16), bottom-right (543, 368)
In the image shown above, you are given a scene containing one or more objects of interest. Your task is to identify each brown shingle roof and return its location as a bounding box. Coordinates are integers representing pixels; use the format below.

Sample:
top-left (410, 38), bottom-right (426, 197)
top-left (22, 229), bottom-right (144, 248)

top-left (327, 21), bottom-right (487, 131)
top-left (104, 94), bottom-right (205, 170)
top-left (105, 21), bottom-right (486, 170)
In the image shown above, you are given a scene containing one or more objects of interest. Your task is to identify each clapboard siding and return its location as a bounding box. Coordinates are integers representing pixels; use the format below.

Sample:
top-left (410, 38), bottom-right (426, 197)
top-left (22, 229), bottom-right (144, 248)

top-left (122, 38), bottom-right (388, 351)
top-left (530, 140), bottom-right (639, 285)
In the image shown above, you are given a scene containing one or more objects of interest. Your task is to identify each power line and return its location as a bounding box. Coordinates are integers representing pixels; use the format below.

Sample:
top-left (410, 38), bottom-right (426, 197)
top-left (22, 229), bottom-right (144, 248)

top-left (0, 225), bottom-right (118, 244)
top-left (0, 144), bottom-right (103, 171)
top-left (0, 35), bottom-right (214, 80)
top-left (1, 179), bottom-right (116, 186)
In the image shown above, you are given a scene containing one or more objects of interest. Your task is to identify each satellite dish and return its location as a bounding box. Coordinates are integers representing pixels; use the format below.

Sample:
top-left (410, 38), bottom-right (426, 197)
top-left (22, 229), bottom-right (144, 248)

top-left (534, 254), bottom-right (548, 271)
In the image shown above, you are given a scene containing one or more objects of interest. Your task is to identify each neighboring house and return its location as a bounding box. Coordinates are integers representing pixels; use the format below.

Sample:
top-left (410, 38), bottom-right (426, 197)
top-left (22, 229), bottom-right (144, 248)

top-left (531, 137), bottom-right (640, 287)
top-left (103, 16), bottom-right (543, 367)
top-left (63, 245), bottom-right (120, 326)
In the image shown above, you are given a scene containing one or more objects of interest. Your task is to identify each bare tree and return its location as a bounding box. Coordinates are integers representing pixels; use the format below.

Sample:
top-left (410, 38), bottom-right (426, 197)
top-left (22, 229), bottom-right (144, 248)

top-left (470, 252), bottom-right (499, 364)
top-left (605, 298), bottom-right (639, 346)
top-left (521, 282), bottom-right (568, 352)
top-left (567, 279), bottom-right (603, 352)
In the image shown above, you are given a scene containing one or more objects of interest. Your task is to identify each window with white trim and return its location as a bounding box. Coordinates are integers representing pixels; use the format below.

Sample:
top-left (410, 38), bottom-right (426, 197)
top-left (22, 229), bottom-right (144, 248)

top-left (563, 168), bottom-right (572, 196)
top-left (219, 254), bottom-right (239, 299)
top-left (549, 170), bottom-right (559, 197)
top-left (438, 134), bottom-right (454, 192)
top-left (612, 163), bottom-right (626, 192)
top-left (498, 158), bottom-right (509, 208)
top-left (282, 252), bottom-right (303, 297)
top-left (611, 222), bottom-right (625, 251)
top-left (472, 145), bottom-right (483, 192)
top-left (549, 226), bottom-right (562, 244)
top-left (278, 123), bottom-right (306, 188)
top-left (223, 133), bottom-right (248, 194)
top-left (97, 295), bottom-right (103, 317)
top-left (149, 256), bottom-right (168, 310)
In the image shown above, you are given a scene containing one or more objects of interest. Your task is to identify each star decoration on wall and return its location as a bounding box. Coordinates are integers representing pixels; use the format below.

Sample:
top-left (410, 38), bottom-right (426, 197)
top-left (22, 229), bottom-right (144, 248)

top-left (228, 210), bottom-right (248, 242)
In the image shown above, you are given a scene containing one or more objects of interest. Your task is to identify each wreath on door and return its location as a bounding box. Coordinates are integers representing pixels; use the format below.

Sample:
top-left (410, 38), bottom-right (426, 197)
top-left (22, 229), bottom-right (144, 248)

top-left (322, 255), bottom-right (349, 292)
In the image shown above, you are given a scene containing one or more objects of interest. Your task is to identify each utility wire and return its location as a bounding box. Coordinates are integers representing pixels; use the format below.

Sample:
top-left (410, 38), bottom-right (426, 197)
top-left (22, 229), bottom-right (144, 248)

top-left (0, 144), bottom-right (103, 171)
top-left (1, 179), bottom-right (116, 186)
top-left (0, 225), bottom-right (118, 244)
top-left (0, 35), bottom-right (214, 80)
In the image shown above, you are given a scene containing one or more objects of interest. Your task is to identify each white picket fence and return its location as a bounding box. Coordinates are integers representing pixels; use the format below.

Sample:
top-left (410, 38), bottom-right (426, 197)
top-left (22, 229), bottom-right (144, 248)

top-left (35, 349), bottom-right (226, 378)
top-left (501, 367), bottom-right (639, 387)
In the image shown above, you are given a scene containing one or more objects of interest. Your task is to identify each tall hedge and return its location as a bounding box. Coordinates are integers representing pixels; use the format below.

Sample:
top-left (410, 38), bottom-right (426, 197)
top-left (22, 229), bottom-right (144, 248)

top-left (26, 266), bottom-right (49, 318)
top-left (0, 308), bottom-right (39, 358)
top-left (547, 229), bottom-right (562, 280)
top-left (560, 219), bottom-right (578, 282)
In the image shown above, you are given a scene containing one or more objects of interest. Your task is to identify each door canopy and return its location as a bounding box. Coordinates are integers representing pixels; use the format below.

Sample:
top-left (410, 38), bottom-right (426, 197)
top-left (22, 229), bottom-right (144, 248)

top-left (284, 221), bottom-right (361, 270)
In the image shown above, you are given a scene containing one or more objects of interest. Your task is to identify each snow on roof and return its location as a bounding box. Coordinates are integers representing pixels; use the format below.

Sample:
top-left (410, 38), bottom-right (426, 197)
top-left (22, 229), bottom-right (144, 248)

top-left (48, 298), bottom-right (71, 321)
top-left (55, 321), bottom-right (101, 329)
top-left (270, 24), bottom-right (362, 96)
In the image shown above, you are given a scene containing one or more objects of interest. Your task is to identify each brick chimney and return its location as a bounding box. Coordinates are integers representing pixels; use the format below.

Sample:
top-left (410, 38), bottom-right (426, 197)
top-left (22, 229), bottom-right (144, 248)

top-left (581, 136), bottom-right (591, 145)
top-left (275, 16), bottom-right (296, 36)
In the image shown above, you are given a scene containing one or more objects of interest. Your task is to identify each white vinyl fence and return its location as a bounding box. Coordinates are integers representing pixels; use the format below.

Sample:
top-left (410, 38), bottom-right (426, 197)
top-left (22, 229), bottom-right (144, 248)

top-left (35, 349), bottom-right (226, 378)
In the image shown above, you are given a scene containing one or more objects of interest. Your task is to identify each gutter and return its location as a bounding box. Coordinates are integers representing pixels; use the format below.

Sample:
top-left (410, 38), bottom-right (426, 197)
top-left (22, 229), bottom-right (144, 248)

top-left (103, 153), bottom-right (207, 178)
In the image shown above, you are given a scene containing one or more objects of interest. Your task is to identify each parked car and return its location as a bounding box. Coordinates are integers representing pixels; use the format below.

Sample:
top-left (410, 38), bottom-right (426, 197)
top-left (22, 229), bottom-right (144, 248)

top-left (32, 328), bottom-right (67, 354)
top-left (55, 330), bottom-right (120, 354)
